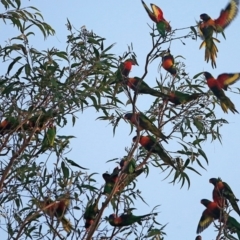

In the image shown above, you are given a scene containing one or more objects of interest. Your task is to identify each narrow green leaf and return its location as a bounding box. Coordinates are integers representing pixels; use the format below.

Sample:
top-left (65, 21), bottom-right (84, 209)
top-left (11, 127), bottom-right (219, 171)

top-left (7, 56), bottom-right (22, 75)
top-left (93, 46), bottom-right (99, 59)
top-left (54, 51), bottom-right (69, 62)
top-left (193, 72), bottom-right (204, 79)
top-left (61, 161), bottom-right (69, 179)
top-left (198, 148), bottom-right (208, 164)
top-left (190, 26), bottom-right (197, 40)
top-left (66, 159), bottom-right (89, 170)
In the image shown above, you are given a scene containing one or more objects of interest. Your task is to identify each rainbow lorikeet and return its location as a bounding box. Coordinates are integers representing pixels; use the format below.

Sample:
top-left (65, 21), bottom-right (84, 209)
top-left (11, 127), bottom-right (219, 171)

top-left (161, 49), bottom-right (177, 76)
top-left (209, 178), bottom-right (227, 209)
top-left (124, 112), bottom-right (168, 142)
top-left (125, 77), bottom-right (167, 98)
top-left (84, 198), bottom-right (99, 229)
top-left (132, 135), bottom-right (175, 168)
top-left (196, 199), bottom-right (221, 234)
top-left (200, 0), bottom-right (239, 35)
top-left (103, 165), bottom-right (144, 194)
top-left (141, 0), bottom-right (171, 38)
top-left (208, 72), bottom-right (240, 91)
top-left (209, 178), bottom-right (240, 216)
top-left (198, 0), bottom-right (239, 68)
top-left (37, 197), bottom-right (72, 233)
top-left (120, 59), bottom-right (138, 78)
top-left (0, 116), bottom-right (45, 135)
top-left (221, 213), bottom-right (240, 240)
top-left (120, 157), bottom-right (136, 174)
top-left (102, 167), bottom-right (120, 195)
top-left (198, 21), bottom-right (219, 68)
top-left (203, 72), bottom-right (238, 113)
top-left (161, 87), bottom-right (202, 105)
top-left (107, 210), bottom-right (157, 227)
top-left (111, 59), bottom-right (138, 85)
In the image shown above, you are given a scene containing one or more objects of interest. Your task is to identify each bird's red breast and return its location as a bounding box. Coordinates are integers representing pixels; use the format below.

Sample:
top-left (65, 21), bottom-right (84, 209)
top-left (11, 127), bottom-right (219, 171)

top-left (162, 57), bottom-right (173, 70)
top-left (206, 201), bottom-right (220, 215)
top-left (139, 136), bottom-right (151, 146)
top-left (126, 78), bottom-right (138, 89)
top-left (213, 194), bottom-right (226, 208)
top-left (216, 181), bottom-right (225, 191)
top-left (114, 216), bottom-right (123, 225)
top-left (124, 61), bottom-right (133, 71)
top-left (201, 18), bottom-right (215, 28)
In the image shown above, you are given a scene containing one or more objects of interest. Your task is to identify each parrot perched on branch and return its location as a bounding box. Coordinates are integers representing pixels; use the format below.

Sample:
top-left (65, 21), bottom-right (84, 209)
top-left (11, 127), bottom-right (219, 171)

top-left (141, 0), bottom-right (171, 38)
top-left (151, 49), bottom-right (177, 75)
top-left (124, 112), bottom-right (168, 142)
top-left (103, 164), bottom-right (144, 194)
top-left (203, 72), bottom-right (238, 114)
top-left (161, 87), bottom-right (202, 106)
top-left (0, 112), bottom-right (57, 135)
top-left (120, 157), bottom-right (137, 174)
top-left (125, 77), bottom-right (200, 106)
top-left (198, 0), bottom-right (239, 68)
top-left (209, 178), bottom-right (240, 216)
top-left (133, 135), bottom-right (175, 168)
top-left (102, 167), bottom-right (120, 195)
top-left (84, 198), bottom-right (99, 229)
top-left (197, 199), bottom-right (240, 237)
top-left (26, 110), bottom-right (58, 132)
top-left (111, 59), bottom-right (138, 85)
top-left (107, 210), bottom-right (157, 227)
top-left (161, 50), bottom-right (177, 76)
top-left (37, 197), bottom-right (72, 233)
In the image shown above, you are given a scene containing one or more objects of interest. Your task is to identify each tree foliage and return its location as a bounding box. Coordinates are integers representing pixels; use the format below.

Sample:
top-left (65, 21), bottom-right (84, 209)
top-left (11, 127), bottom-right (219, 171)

top-left (0, 1), bottom-right (239, 240)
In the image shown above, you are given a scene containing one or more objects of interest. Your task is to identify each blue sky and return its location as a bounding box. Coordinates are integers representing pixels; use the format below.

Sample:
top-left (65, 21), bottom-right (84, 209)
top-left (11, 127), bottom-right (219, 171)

top-left (1, 0), bottom-right (240, 239)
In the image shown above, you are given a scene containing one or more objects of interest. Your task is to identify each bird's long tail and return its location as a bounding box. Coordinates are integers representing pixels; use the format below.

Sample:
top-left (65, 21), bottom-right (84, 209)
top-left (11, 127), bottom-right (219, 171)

top-left (61, 217), bottom-right (72, 233)
top-left (157, 144), bottom-right (176, 169)
top-left (144, 88), bottom-right (168, 99)
top-left (139, 212), bottom-right (158, 222)
top-left (188, 93), bottom-right (202, 102)
top-left (155, 130), bottom-right (168, 144)
top-left (220, 95), bottom-right (238, 114)
top-left (199, 37), bottom-right (220, 68)
top-left (229, 199), bottom-right (240, 216)
top-left (141, 213), bottom-right (157, 218)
